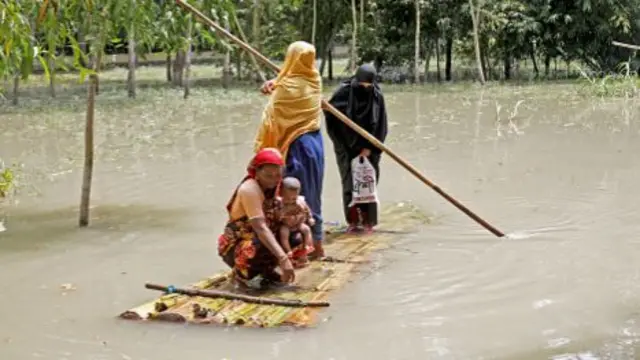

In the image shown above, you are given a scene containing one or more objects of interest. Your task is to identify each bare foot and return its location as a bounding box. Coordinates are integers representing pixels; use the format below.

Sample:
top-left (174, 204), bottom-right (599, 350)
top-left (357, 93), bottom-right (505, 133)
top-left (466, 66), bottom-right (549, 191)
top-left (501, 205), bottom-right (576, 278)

top-left (346, 224), bottom-right (361, 234)
top-left (231, 272), bottom-right (252, 290)
top-left (308, 241), bottom-right (325, 260)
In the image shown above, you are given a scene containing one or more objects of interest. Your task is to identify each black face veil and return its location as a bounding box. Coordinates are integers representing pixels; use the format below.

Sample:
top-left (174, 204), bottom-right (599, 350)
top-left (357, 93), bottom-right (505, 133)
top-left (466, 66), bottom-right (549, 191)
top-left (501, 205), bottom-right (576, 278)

top-left (346, 63), bottom-right (379, 126)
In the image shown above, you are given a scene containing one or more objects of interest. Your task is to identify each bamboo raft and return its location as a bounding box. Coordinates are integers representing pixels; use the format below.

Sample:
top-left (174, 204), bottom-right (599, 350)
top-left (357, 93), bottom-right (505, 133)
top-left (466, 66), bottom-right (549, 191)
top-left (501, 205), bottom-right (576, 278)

top-left (119, 202), bottom-right (430, 328)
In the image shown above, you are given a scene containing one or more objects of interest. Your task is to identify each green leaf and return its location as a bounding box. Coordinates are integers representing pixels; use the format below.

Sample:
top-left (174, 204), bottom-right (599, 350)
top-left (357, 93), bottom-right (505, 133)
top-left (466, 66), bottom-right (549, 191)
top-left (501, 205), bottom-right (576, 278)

top-left (36, 52), bottom-right (51, 81)
top-left (79, 67), bottom-right (91, 83)
top-left (19, 45), bottom-right (34, 80)
top-left (67, 32), bottom-right (90, 69)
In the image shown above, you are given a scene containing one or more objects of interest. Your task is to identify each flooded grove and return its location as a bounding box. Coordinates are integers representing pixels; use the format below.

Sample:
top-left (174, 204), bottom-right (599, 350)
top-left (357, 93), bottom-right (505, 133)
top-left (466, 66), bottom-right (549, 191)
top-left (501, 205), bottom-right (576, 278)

top-left (1, 81), bottom-right (640, 360)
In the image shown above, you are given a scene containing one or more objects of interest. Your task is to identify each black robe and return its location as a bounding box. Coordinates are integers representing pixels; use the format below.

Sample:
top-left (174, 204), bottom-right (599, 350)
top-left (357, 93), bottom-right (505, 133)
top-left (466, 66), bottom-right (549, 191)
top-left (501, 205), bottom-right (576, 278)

top-left (323, 78), bottom-right (388, 227)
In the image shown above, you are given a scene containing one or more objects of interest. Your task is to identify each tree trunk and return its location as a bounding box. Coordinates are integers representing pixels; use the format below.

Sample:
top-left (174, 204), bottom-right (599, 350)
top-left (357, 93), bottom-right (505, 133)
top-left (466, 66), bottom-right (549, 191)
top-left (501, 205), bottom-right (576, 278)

top-left (445, 35), bottom-right (453, 81)
top-left (252, 0), bottom-right (260, 45)
top-left (544, 55), bottom-right (550, 78)
top-left (79, 74), bottom-right (96, 227)
top-left (231, 9), bottom-right (265, 83)
top-left (311, 0), bottom-right (317, 45)
top-left (414, 0), bottom-right (421, 83)
top-left (436, 37), bottom-right (441, 82)
top-left (252, 0), bottom-right (261, 80)
top-left (173, 50), bottom-right (185, 86)
top-left (318, 31), bottom-right (335, 77)
top-left (222, 17), bottom-right (232, 89)
top-left (328, 48), bottom-right (334, 80)
top-left (374, 55), bottom-right (383, 72)
top-left (504, 53), bottom-right (511, 80)
top-left (79, 50), bottom-right (103, 227)
top-left (530, 48), bottom-right (539, 78)
top-left (236, 50), bottom-right (243, 80)
top-left (78, 31), bottom-right (87, 68)
top-left (92, 31), bottom-right (100, 94)
top-left (184, 17), bottom-right (193, 99)
top-left (127, 3), bottom-right (136, 99)
top-left (95, 71), bottom-right (100, 95)
top-left (47, 14), bottom-right (57, 98)
top-left (166, 53), bottom-right (172, 82)
top-left (350, 0), bottom-right (358, 72)
top-left (480, 36), bottom-right (488, 80)
top-left (483, 52), bottom-right (491, 80)
top-left (12, 76), bottom-right (19, 106)
top-left (469, 0), bottom-right (485, 84)
top-left (319, 52), bottom-right (327, 77)
top-left (360, 0), bottom-right (364, 27)
top-left (48, 56), bottom-right (56, 97)
top-left (424, 41), bottom-right (433, 82)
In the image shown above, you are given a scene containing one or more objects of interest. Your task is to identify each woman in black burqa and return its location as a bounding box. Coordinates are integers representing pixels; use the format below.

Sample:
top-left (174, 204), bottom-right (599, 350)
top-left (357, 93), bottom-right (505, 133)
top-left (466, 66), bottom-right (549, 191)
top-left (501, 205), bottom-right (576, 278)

top-left (324, 63), bottom-right (388, 233)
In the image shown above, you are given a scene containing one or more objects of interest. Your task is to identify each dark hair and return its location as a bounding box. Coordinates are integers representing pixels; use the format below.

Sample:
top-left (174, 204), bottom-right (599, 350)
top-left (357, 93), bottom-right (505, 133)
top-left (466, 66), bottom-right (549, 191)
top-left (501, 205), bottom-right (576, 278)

top-left (281, 176), bottom-right (301, 191)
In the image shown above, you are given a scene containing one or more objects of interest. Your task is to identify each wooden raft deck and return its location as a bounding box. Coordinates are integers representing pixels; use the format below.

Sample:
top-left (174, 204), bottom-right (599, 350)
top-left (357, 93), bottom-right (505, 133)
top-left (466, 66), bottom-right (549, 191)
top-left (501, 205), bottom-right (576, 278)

top-left (119, 202), bottom-right (429, 328)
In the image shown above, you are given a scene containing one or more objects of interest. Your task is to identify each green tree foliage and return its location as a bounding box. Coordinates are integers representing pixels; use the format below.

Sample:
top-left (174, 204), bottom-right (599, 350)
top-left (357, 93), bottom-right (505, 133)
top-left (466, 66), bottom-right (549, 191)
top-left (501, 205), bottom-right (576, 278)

top-left (354, 0), bottom-right (639, 76)
top-left (3, 0), bottom-right (638, 86)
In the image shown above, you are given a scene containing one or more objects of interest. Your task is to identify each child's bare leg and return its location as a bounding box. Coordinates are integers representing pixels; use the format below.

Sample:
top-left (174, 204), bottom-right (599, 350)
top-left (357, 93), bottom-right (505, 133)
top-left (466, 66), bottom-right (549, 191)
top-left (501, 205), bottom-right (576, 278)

top-left (287, 224), bottom-right (310, 268)
top-left (299, 224), bottom-right (314, 252)
top-left (278, 226), bottom-right (292, 254)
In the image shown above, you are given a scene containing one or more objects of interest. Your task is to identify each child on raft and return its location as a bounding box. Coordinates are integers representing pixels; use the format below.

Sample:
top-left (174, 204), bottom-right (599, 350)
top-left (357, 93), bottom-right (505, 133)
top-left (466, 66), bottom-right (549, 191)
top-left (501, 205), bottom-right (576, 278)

top-left (277, 177), bottom-right (316, 267)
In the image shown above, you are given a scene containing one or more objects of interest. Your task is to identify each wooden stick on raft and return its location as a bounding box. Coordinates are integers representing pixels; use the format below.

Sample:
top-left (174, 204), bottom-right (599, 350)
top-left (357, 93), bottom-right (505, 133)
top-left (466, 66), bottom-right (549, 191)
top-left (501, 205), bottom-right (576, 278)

top-left (174, 0), bottom-right (506, 238)
top-left (145, 283), bottom-right (331, 308)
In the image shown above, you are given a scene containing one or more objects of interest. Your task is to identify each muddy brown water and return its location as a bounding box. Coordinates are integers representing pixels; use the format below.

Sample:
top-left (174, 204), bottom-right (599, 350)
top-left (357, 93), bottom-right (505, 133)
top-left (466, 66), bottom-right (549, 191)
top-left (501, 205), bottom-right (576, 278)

top-left (1, 83), bottom-right (640, 359)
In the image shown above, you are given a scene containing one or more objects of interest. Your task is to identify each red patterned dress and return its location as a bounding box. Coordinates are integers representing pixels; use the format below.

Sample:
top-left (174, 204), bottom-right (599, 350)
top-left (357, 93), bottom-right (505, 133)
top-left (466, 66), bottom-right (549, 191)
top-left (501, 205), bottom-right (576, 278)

top-left (217, 185), bottom-right (284, 281)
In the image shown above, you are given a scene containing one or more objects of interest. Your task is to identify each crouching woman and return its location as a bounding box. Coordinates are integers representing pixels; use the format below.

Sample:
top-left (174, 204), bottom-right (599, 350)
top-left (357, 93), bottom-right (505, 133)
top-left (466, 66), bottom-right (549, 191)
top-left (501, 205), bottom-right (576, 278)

top-left (217, 148), bottom-right (295, 288)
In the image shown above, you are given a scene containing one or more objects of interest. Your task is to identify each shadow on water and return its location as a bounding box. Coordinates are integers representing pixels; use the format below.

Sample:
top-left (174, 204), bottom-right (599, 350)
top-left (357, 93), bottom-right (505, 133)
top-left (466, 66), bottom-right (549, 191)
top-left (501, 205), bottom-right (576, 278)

top-left (0, 203), bottom-right (196, 253)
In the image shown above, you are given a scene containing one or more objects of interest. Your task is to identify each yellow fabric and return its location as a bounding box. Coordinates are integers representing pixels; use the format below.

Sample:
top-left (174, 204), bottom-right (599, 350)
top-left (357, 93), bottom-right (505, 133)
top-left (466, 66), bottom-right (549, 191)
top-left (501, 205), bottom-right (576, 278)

top-left (254, 41), bottom-right (322, 160)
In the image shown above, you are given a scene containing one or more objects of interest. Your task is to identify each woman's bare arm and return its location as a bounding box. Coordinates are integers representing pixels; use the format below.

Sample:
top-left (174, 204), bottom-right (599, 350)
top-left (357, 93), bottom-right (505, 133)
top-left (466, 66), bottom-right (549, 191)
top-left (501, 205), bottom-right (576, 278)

top-left (250, 218), bottom-right (288, 261)
top-left (238, 183), bottom-right (288, 261)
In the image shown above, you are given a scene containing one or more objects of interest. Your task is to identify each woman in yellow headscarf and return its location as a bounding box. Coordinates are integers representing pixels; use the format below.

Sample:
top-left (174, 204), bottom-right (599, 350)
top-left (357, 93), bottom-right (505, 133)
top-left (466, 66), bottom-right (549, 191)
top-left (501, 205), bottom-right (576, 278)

top-left (255, 41), bottom-right (325, 259)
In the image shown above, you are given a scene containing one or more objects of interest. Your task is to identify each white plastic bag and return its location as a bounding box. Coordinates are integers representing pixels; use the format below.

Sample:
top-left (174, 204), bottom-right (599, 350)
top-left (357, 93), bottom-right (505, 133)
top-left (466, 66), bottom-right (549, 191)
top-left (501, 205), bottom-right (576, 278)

top-left (348, 155), bottom-right (379, 207)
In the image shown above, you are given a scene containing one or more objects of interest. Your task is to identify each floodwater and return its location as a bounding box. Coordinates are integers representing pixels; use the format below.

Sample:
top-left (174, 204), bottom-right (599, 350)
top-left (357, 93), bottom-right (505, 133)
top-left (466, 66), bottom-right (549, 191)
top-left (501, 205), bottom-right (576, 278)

top-left (1, 83), bottom-right (640, 360)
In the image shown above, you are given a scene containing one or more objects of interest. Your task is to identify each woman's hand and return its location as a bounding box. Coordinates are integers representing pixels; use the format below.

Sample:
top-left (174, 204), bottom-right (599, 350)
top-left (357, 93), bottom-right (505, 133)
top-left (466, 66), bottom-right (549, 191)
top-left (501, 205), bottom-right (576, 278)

top-left (250, 216), bottom-right (295, 282)
top-left (279, 256), bottom-right (296, 283)
top-left (260, 79), bottom-right (276, 95)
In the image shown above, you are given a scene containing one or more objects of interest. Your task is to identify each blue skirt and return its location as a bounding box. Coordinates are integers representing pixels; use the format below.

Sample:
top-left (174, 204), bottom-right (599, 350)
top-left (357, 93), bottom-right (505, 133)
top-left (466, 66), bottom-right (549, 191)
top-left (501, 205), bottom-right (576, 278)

top-left (285, 130), bottom-right (325, 242)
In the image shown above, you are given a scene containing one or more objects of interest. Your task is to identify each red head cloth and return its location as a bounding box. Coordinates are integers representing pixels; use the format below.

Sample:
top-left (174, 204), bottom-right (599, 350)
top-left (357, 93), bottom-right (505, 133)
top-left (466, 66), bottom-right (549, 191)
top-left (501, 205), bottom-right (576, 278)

top-left (225, 148), bottom-right (285, 214)
top-left (247, 148), bottom-right (285, 178)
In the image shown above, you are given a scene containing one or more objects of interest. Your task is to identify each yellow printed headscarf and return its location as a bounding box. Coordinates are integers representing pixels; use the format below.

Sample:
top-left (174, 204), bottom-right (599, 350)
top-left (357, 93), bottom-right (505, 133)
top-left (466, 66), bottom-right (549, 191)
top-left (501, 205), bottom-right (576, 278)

top-left (254, 41), bottom-right (322, 160)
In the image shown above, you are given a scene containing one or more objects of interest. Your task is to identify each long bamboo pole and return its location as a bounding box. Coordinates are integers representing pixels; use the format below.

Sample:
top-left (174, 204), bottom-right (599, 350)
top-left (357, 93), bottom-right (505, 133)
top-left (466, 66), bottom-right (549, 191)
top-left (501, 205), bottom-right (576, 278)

top-left (174, 0), bottom-right (506, 238)
top-left (145, 283), bottom-right (330, 308)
